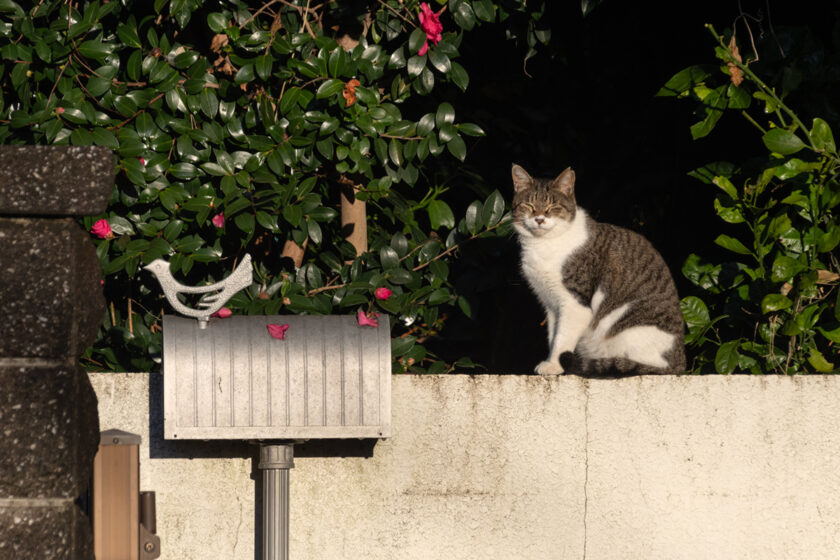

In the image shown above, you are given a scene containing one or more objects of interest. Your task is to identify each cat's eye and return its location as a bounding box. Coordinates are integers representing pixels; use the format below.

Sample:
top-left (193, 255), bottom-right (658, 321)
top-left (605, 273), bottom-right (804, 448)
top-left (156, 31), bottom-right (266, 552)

top-left (517, 203), bottom-right (536, 212)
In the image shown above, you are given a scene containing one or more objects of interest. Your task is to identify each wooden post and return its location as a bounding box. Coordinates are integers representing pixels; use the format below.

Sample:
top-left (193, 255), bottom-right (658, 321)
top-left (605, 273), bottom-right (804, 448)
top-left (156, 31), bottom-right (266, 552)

top-left (340, 175), bottom-right (367, 256)
top-left (93, 430), bottom-right (140, 560)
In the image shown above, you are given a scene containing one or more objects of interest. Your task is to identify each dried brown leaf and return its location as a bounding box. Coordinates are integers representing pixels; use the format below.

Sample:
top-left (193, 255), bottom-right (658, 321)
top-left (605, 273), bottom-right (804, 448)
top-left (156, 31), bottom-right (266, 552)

top-left (210, 33), bottom-right (229, 53)
top-left (342, 78), bottom-right (361, 107)
top-left (728, 35), bottom-right (744, 87)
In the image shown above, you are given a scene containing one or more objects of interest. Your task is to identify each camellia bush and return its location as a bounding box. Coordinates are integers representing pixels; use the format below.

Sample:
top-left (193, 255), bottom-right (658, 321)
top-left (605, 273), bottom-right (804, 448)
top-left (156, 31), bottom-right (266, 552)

top-left (660, 25), bottom-right (840, 374)
top-left (0, 0), bottom-right (553, 372)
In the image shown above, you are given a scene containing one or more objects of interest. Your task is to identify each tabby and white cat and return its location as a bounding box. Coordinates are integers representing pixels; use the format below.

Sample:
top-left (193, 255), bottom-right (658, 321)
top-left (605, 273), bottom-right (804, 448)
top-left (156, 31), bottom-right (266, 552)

top-left (511, 164), bottom-right (685, 376)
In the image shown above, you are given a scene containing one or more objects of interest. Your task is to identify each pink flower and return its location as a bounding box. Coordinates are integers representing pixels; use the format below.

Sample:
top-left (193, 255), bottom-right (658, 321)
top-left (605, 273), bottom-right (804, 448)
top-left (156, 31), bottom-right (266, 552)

top-left (138, 157), bottom-right (146, 166)
top-left (267, 323), bottom-right (290, 340)
top-left (211, 307), bottom-right (232, 318)
top-left (374, 287), bottom-right (392, 301)
top-left (417, 2), bottom-right (443, 56)
top-left (91, 218), bottom-right (113, 239)
top-left (211, 213), bottom-right (225, 228)
top-left (56, 107), bottom-right (65, 114)
top-left (357, 309), bottom-right (379, 327)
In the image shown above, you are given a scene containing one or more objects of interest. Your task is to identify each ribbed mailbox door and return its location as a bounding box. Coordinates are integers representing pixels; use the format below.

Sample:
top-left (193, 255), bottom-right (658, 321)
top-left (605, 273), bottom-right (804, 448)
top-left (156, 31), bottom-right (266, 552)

top-left (162, 314), bottom-right (391, 440)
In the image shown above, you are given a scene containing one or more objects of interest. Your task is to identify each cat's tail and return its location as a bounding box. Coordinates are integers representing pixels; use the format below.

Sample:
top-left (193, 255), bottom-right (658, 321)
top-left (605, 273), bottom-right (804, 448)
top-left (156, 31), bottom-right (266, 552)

top-left (560, 352), bottom-right (676, 377)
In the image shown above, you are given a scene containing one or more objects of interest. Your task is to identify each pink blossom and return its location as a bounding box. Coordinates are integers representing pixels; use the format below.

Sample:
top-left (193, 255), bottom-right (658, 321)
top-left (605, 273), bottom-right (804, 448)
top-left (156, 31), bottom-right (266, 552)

top-left (374, 287), bottom-right (392, 301)
top-left (211, 213), bottom-right (225, 228)
top-left (267, 323), bottom-right (290, 340)
top-left (56, 107), bottom-right (65, 114)
top-left (211, 307), bottom-right (232, 318)
top-left (91, 218), bottom-right (113, 239)
top-left (138, 157), bottom-right (146, 166)
top-left (417, 2), bottom-right (443, 56)
top-left (357, 309), bottom-right (379, 327)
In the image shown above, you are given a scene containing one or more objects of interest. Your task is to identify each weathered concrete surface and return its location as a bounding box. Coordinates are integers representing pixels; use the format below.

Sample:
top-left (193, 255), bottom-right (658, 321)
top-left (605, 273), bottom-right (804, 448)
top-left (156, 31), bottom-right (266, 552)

top-left (0, 365), bottom-right (99, 499)
top-left (0, 145), bottom-right (114, 215)
top-left (90, 373), bottom-right (840, 559)
top-left (0, 219), bottom-right (104, 359)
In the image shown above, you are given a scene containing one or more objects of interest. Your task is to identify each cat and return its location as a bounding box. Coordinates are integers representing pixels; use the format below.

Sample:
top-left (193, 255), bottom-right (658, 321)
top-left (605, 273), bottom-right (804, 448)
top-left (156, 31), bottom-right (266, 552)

top-left (511, 164), bottom-right (686, 376)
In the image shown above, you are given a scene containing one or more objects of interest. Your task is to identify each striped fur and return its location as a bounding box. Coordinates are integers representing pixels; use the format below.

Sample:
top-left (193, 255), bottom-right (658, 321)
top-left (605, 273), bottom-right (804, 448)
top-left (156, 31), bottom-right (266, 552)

top-left (512, 164), bottom-right (686, 376)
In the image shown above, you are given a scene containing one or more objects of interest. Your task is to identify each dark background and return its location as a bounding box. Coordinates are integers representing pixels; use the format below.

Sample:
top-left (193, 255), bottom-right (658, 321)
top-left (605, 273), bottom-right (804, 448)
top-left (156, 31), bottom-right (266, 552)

top-left (427, 1), bottom-right (840, 372)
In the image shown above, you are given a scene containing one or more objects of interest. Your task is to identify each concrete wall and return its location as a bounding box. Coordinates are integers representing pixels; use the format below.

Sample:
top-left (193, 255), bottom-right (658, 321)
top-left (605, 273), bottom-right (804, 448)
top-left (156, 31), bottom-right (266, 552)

top-left (90, 373), bottom-right (840, 559)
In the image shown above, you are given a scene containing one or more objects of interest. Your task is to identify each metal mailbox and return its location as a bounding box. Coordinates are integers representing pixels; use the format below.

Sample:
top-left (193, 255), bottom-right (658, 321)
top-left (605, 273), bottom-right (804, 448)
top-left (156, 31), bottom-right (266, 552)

top-left (162, 314), bottom-right (391, 441)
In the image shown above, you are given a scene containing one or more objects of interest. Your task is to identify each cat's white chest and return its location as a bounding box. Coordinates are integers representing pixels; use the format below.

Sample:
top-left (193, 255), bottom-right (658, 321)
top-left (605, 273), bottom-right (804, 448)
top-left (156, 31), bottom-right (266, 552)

top-left (519, 212), bottom-right (588, 309)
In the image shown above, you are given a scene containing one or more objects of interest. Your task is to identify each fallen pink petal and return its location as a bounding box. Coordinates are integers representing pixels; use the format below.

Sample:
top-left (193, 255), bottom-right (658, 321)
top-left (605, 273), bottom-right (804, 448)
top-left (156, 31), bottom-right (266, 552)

top-left (211, 212), bottom-right (225, 228)
top-left (211, 307), bottom-right (232, 318)
top-left (91, 218), bottom-right (113, 239)
top-left (374, 287), bottom-right (392, 301)
top-left (357, 309), bottom-right (379, 327)
top-left (138, 157), bottom-right (146, 166)
top-left (267, 323), bottom-right (290, 340)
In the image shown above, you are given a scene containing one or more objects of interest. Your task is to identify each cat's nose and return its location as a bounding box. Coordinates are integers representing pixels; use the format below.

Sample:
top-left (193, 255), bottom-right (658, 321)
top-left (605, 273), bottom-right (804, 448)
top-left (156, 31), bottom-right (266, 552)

top-left (534, 216), bottom-right (545, 225)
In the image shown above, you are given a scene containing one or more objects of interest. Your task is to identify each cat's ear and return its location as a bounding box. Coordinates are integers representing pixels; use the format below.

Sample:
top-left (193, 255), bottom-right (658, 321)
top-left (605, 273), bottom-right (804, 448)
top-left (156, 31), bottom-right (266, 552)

top-left (552, 167), bottom-right (575, 196)
top-left (511, 164), bottom-right (533, 193)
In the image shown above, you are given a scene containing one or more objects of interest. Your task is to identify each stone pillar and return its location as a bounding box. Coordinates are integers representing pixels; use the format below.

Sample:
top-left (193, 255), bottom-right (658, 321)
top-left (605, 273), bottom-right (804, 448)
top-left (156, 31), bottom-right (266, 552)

top-left (0, 146), bottom-right (114, 559)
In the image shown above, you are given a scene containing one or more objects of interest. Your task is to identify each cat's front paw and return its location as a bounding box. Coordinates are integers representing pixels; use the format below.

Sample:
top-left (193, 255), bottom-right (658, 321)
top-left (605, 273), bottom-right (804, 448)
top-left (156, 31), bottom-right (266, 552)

top-left (535, 361), bottom-right (564, 375)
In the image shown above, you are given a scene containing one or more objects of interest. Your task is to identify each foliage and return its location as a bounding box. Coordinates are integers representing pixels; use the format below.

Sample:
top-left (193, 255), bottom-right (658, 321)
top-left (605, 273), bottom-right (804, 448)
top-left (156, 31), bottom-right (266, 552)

top-left (0, 0), bottom-right (553, 373)
top-left (660, 24), bottom-right (840, 374)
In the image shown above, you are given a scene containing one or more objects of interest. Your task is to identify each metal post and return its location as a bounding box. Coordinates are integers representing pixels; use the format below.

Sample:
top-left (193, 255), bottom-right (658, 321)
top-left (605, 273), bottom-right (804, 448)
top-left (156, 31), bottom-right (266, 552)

top-left (259, 444), bottom-right (294, 560)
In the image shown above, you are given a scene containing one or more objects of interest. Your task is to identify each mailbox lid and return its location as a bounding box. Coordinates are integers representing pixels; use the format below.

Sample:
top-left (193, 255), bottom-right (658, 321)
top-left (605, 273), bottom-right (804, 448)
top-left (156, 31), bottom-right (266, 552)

top-left (163, 314), bottom-right (391, 440)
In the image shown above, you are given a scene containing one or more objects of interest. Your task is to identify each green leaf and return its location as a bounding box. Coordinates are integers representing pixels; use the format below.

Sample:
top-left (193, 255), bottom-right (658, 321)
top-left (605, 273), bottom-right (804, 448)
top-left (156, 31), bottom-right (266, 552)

top-left (234, 212), bottom-right (255, 234)
top-left (316, 78), bottom-right (344, 99)
top-left (450, 61), bottom-right (469, 91)
top-left (116, 23), bottom-right (142, 49)
top-left (714, 340), bottom-right (741, 374)
top-left (807, 348), bottom-right (835, 373)
top-left (255, 54), bottom-right (272, 81)
top-left (388, 138), bottom-right (402, 167)
top-left (417, 113), bottom-right (435, 136)
top-left (199, 88), bottom-right (218, 118)
top-left (458, 123), bottom-right (484, 137)
top-left (447, 134), bottom-right (466, 161)
top-left (207, 12), bottom-right (228, 33)
top-left (92, 128), bottom-right (118, 149)
top-left (713, 197), bottom-right (744, 224)
top-left (770, 255), bottom-right (805, 283)
top-left (761, 294), bottom-right (793, 314)
top-left (407, 55), bottom-right (425, 78)
top-left (435, 102), bottom-right (455, 127)
top-left (234, 64), bottom-right (255, 84)
top-left (810, 118), bottom-right (836, 153)
top-left (428, 200), bottom-right (455, 229)
top-left (481, 191), bottom-right (505, 228)
top-left (391, 336), bottom-right (416, 356)
top-left (464, 200), bottom-right (482, 234)
top-left (689, 86), bottom-right (727, 139)
top-left (428, 288), bottom-right (451, 305)
top-left (408, 28), bottom-right (427, 55)
top-left (388, 47), bottom-right (406, 69)
top-left (380, 246), bottom-right (400, 270)
top-left (77, 39), bottom-right (113, 61)
top-left (712, 175), bottom-right (738, 199)
top-left (428, 49), bottom-right (451, 73)
top-left (762, 128), bottom-right (806, 155)
top-left (387, 268), bottom-right (415, 285)
top-left (714, 234), bottom-right (751, 255)
top-left (680, 296), bottom-right (710, 328)
top-left (818, 326), bottom-right (840, 344)
top-left (452, 1), bottom-right (476, 30)
top-left (472, 0), bottom-right (495, 22)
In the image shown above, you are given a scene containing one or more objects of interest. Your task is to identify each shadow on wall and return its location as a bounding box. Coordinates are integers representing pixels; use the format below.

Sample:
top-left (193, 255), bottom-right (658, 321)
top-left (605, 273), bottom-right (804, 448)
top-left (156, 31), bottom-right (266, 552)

top-left (146, 372), bottom-right (378, 461)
